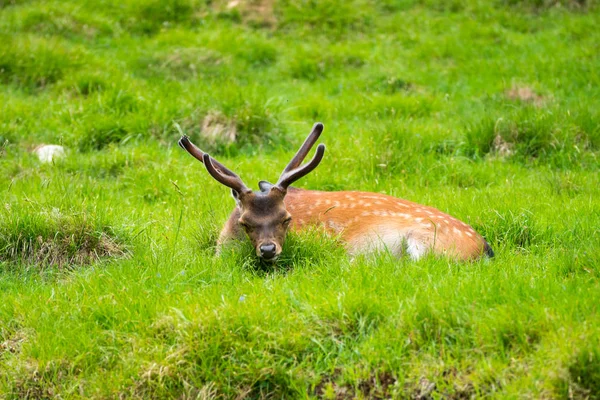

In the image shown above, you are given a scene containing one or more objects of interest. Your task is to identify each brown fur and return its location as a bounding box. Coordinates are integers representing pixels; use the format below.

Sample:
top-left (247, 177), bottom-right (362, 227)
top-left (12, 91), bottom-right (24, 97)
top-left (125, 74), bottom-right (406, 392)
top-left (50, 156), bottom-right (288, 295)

top-left (218, 187), bottom-right (491, 261)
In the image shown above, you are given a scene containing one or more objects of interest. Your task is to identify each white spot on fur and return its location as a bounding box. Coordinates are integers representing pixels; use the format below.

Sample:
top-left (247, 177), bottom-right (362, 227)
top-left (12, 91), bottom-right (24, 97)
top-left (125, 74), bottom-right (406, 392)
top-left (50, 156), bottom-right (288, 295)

top-left (406, 237), bottom-right (428, 260)
top-left (465, 231), bottom-right (473, 237)
top-left (415, 217), bottom-right (424, 223)
top-left (327, 220), bottom-right (343, 231)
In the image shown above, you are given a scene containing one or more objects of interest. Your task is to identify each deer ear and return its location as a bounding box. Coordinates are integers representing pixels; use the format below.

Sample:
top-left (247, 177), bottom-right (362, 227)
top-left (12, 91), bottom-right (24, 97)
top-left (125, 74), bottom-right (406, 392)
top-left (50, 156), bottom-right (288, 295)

top-left (258, 180), bottom-right (273, 192)
top-left (231, 189), bottom-right (242, 207)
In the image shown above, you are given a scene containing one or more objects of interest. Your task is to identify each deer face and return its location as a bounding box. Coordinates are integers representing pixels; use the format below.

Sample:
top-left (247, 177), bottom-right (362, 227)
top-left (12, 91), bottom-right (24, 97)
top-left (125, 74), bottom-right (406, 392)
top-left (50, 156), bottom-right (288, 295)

top-left (178, 123), bottom-right (325, 262)
top-left (235, 187), bottom-right (292, 261)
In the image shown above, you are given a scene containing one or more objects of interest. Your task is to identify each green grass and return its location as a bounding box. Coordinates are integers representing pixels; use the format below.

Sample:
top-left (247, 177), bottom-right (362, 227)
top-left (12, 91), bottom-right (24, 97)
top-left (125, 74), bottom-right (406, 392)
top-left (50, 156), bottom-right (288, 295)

top-left (1, 0), bottom-right (599, 398)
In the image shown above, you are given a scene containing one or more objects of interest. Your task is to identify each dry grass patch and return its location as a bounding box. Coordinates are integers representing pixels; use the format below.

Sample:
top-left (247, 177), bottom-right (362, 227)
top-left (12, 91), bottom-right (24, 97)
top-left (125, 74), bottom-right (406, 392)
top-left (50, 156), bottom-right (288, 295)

top-left (214, 0), bottom-right (277, 28)
top-left (506, 85), bottom-right (547, 107)
top-left (0, 330), bottom-right (29, 356)
top-left (200, 111), bottom-right (238, 146)
top-left (314, 369), bottom-right (398, 399)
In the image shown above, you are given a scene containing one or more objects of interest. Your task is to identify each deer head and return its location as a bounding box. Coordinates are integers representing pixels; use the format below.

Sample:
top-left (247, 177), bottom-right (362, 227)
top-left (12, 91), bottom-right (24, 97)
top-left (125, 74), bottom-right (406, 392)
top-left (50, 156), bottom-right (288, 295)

top-left (178, 123), bottom-right (325, 261)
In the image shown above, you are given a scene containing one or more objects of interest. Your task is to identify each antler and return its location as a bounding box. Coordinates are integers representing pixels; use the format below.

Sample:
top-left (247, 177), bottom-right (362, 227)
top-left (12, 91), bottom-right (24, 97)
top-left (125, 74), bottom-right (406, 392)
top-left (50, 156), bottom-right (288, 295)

top-left (275, 122), bottom-right (326, 190)
top-left (178, 136), bottom-right (250, 194)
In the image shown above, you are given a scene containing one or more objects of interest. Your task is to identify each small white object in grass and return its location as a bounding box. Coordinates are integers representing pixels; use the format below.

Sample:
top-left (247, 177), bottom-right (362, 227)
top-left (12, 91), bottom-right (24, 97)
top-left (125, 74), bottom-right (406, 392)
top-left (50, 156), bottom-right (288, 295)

top-left (34, 145), bottom-right (66, 163)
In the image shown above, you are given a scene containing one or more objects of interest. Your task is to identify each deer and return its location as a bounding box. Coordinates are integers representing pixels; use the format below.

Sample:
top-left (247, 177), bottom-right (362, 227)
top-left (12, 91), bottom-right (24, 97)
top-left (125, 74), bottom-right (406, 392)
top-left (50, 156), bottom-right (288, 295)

top-left (178, 123), bottom-right (494, 262)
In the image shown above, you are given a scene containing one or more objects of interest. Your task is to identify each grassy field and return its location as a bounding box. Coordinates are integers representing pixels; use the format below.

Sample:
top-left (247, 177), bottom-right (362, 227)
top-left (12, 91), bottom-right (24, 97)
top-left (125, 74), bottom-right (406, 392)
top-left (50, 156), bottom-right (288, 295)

top-left (1, 0), bottom-right (600, 398)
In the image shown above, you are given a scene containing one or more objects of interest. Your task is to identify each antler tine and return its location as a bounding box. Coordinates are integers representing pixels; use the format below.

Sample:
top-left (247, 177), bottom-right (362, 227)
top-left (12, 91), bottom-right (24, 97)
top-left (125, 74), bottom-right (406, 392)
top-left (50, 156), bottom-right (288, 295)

top-left (281, 122), bottom-right (324, 174)
top-left (202, 153), bottom-right (250, 194)
top-left (178, 135), bottom-right (238, 178)
top-left (276, 143), bottom-right (325, 190)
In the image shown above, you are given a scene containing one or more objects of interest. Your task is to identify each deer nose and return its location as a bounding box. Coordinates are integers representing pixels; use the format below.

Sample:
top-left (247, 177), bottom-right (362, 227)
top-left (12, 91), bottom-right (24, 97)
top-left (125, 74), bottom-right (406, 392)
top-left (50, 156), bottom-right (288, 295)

top-left (259, 243), bottom-right (277, 260)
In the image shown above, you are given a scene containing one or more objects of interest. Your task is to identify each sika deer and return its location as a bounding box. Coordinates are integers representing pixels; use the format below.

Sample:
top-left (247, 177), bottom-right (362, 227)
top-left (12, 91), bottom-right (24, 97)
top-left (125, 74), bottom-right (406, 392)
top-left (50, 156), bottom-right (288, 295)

top-left (178, 123), bottom-right (493, 262)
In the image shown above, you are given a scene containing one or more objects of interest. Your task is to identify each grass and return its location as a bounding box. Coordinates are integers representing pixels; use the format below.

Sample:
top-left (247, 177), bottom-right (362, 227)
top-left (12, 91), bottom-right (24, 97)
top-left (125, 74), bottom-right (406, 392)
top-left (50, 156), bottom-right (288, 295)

top-left (1, 0), bottom-right (599, 398)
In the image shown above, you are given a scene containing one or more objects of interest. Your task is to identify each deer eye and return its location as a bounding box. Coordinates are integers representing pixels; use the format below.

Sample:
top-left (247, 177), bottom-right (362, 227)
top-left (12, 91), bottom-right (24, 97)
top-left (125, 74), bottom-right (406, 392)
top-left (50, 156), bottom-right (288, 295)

top-left (283, 217), bottom-right (292, 226)
top-left (239, 221), bottom-right (251, 231)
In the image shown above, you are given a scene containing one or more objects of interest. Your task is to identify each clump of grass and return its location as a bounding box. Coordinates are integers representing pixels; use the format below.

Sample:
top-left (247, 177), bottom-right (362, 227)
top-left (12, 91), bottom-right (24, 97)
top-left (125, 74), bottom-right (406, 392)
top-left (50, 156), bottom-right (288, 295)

top-left (0, 207), bottom-right (128, 269)
top-left (463, 116), bottom-right (498, 159)
top-left (478, 209), bottom-right (550, 250)
top-left (369, 75), bottom-right (413, 94)
top-left (462, 107), bottom-right (600, 165)
top-left (72, 89), bottom-right (145, 151)
top-left (0, 35), bottom-right (83, 91)
top-left (0, 121), bottom-right (17, 146)
top-left (495, 110), bottom-right (563, 159)
top-left (315, 369), bottom-right (397, 399)
top-left (233, 37), bottom-right (278, 67)
top-left (213, 0), bottom-right (277, 28)
top-left (118, 0), bottom-right (201, 35)
top-left (275, 228), bottom-right (347, 270)
top-left (571, 106), bottom-right (600, 150)
top-left (13, 5), bottom-right (116, 39)
top-left (277, 0), bottom-right (373, 36)
top-left (127, 300), bottom-right (321, 398)
top-left (285, 47), bottom-right (365, 81)
top-left (174, 89), bottom-right (288, 155)
top-left (403, 303), bottom-right (474, 351)
top-left (77, 117), bottom-right (129, 151)
top-left (217, 227), bottom-right (345, 274)
top-left (59, 146), bottom-right (140, 179)
top-left (192, 211), bottom-right (222, 253)
top-left (555, 346), bottom-right (600, 399)
top-left (135, 48), bottom-right (227, 81)
top-left (70, 73), bottom-right (107, 96)
top-left (286, 51), bottom-right (328, 81)
top-left (499, 0), bottom-right (589, 11)
top-left (0, 0), bottom-right (27, 8)
top-left (8, 360), bottom-right (77, 399)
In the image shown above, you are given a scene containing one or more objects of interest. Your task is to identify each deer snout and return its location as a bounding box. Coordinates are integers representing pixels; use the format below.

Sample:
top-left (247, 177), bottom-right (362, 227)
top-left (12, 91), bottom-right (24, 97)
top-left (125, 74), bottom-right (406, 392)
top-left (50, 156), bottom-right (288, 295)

top-left (259, 243), bottom-right (278, 261)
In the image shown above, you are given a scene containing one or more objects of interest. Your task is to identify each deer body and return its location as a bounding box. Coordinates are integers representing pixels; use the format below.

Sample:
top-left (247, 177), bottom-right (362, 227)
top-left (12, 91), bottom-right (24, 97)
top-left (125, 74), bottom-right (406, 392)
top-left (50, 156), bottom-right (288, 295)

top-left (179, 122), bottom-right (493, 262)
top-left (218, 187), bottom-right (492, 261)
